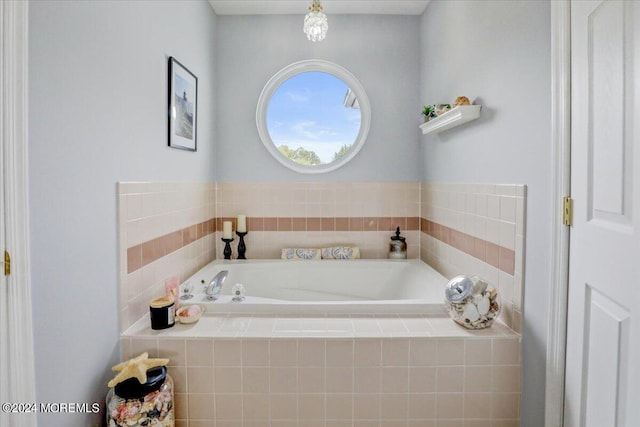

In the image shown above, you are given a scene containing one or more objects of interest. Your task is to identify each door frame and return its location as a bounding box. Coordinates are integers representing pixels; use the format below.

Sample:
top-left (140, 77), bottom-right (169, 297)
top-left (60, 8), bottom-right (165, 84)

top-left (1, 0), bottom-right (36, 423)
top-left (546, 1), bottom-right (572, 426)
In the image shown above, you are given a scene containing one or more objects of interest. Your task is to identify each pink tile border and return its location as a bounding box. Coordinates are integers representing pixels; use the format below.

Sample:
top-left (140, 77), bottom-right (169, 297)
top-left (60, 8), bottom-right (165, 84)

top-left (127, 215), bottom-right (420, 273)
top-left (127, 218), bottom-right (216, 274)
top-left (421, 218), bottom-right (515, 275)
top-left (126, 216), bottom-right (514, 274)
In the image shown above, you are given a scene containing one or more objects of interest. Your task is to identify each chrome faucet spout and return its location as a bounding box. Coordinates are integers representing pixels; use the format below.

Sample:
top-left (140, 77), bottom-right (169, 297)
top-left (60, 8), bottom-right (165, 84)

top-left (206, 270), bottom-right (228, 300)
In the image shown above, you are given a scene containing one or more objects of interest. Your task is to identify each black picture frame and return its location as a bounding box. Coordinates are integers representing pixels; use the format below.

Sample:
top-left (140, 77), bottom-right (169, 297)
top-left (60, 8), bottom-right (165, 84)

top-left (168, 57), bottom-right (197, 151)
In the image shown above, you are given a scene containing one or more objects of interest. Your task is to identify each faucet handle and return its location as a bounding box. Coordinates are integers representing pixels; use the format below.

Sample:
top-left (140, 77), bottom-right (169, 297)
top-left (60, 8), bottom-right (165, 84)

top-left (231, 283), bottom-right (246, 302)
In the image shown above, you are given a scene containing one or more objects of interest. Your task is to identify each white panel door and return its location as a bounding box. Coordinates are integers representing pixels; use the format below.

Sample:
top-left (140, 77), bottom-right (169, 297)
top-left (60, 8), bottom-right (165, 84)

top-left (564, 1), bottom-right (640, 426)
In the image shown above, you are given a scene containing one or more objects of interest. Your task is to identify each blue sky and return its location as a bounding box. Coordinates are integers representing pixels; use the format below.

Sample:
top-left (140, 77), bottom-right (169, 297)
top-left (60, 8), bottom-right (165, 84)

top-left (267, 71), bottom-right (361, 163)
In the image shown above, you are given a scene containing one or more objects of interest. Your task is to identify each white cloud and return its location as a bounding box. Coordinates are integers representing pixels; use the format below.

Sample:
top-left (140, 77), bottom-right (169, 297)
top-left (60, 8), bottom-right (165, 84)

top-left (291, 120), bottom-right (331, 140)
top-left (286, 90), bottom-right (310, 103)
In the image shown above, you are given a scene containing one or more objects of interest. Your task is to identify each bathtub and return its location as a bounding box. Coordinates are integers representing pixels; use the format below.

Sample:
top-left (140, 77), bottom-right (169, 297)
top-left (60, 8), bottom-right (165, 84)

top-left (180, 259), bottom-right (448, 315)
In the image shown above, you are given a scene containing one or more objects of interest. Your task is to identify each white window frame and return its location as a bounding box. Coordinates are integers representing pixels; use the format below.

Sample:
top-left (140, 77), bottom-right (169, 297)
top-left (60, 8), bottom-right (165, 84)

top-left (256, 59), bottom-right (372, 174)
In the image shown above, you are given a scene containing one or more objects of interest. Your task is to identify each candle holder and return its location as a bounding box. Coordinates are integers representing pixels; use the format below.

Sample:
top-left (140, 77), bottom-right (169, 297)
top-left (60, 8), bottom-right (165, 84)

top-left (221, 238), bottom-right (234, 260)
top-left (236, 231), bottom-right (248, 259)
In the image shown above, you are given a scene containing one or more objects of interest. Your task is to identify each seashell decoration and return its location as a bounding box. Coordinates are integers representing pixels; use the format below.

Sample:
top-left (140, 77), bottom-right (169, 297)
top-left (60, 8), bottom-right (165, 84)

top-left (444, 275), bottom-right (501, 329)
top-left (452, 95), bottom-right (471, 107)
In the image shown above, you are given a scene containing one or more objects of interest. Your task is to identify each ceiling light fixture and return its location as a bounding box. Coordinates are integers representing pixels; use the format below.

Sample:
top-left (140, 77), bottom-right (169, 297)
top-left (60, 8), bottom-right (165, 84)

top-left (303, 0), bottom-right (328, 42)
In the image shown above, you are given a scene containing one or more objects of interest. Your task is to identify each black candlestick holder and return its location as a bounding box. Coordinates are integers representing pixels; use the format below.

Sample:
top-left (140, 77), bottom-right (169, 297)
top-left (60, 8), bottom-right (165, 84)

top-left (222, 238), bottom-right (234, 260)
top-left (236, 231), bottom-right (248, 259)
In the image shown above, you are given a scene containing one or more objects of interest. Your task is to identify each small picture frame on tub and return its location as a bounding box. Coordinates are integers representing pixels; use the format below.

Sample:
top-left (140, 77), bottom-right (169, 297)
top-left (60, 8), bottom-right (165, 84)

top-left (167, 56), bottom-right (197, 151)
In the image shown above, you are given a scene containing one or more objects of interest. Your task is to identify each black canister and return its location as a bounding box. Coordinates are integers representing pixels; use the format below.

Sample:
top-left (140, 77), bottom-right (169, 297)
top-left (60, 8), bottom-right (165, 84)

top-left (114, 366), bottom-right (167, 399)
top-left (149, 296), bottom-right (175, 330)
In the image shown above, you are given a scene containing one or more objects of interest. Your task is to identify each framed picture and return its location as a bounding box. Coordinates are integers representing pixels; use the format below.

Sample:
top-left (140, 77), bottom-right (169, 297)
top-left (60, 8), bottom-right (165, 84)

top-left (168, 57), bottom-right (197, 151)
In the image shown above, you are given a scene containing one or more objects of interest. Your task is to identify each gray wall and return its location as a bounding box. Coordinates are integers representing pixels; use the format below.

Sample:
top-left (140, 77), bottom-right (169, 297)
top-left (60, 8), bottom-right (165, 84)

top-left (28, 1), bottom-right (217, 424)
top-left (216, 14), bottom-right (421, 182)
top-left (419, 1), bottom-right (551, 426)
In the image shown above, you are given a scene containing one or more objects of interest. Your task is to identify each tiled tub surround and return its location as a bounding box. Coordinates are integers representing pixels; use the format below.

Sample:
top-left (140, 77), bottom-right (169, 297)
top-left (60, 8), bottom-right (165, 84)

top-left (215, 182), bottom-right (421, 259)
top-left (117, 181), bottom-right (524, 426)
top-left (123, 316), bottom-right (520, 427)
top-left (117, 181), bottom-right (526, 331)
top-left (118, 182), bottom-right (217, 331)
top-left (420, 183), bottom-right (526, 333)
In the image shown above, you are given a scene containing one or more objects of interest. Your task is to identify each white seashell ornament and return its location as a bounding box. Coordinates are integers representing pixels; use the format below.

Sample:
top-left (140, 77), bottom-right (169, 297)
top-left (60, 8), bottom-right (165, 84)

top-left (476, 295), bottom-right (490, 316)
top-left (471, 276), bottom-right (488, 295)
top-left (462, 302), bottom-right (481, 322)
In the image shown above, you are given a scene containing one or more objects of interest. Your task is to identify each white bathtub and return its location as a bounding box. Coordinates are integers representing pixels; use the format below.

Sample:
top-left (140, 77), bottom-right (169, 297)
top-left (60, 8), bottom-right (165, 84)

top-left (180, 259), bottom-right (448, 315)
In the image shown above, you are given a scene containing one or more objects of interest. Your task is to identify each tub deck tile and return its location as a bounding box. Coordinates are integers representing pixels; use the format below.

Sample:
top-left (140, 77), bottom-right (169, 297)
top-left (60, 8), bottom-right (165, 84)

top-left (123, 313), bottom-right (518, 339)
top-left (351, 318), bottom-right (382, 335)
top-left (402, 317), bottom-right (435, 335)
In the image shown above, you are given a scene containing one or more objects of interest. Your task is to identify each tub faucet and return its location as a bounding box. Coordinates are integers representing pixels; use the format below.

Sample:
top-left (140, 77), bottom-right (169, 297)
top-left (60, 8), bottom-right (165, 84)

top-left (206, 270), bottom-right (228, 300)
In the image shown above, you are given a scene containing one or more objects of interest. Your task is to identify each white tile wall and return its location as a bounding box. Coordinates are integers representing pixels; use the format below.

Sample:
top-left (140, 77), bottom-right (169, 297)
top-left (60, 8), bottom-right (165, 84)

top-left (118, 182), bottom-right (216, 331)
top-left (216, 182), bottom-right (420, 259)
top-left (420, 183), bottom-right (526, 332)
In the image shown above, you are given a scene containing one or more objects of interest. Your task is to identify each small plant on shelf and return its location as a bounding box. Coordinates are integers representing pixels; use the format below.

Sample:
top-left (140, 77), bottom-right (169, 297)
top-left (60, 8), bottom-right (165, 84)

top-left (422, 105), bottom-right (435, 121)
top-left (422, 104), bottom-right (452, 122)
top-left (422, 105), bottom-right (436, 121)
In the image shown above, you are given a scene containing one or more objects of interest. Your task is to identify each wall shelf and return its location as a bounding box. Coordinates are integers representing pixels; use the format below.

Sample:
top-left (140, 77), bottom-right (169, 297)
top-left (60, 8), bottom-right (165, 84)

top-left (419, 105), bottom-right (482, 135)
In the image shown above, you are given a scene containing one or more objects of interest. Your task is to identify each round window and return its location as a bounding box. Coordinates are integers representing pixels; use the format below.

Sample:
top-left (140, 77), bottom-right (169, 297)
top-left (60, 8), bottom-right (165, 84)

top-left (256, 60), bottom-right (371, 173)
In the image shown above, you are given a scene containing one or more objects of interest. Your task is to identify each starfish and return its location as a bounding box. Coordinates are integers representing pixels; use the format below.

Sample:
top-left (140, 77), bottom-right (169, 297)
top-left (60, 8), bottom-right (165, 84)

top-left (107, 352), bottom-right (169, 388)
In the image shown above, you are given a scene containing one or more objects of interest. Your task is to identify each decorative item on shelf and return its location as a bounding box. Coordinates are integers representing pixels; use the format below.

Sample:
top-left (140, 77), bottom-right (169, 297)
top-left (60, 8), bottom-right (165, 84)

top-left (176, 304), bottom-right (204, 324)
top-left (421, 104), bottom-right (452, 122)
top-left (164, 276), bottom-right (180, 307)
top-left (222, 238), bottom-right (234, 260)
top-left (321, 246), bottom-right (361, 260)
top-left (422, 105), bottom-right (436, 121)
top-left (149, 296), bottom-right (175, 330)
top-left (236, 232), bottom-right (247, 259)
top-left (222, 220), bottom-right (233, 239)
top-left (236, 214), bottom-right (247, 259)
top-left (222, 220), bottom-right (234, 260)
top-left (435, 104), bottom-right (452, 115)
top-left (389, 226), bottom-right (407, 259)
top-left (452, 95), bottom-right (471, 107)
top-left (237, 214), bottom-right (247, 233)
top-left (281, 248), bottom-right (321, 260)
top-left (444, 275), bottom-right (501, 329)
top-left (304, 0), bottom-right (328, 42)
top-left (106, 353), bottom-right (174, 427)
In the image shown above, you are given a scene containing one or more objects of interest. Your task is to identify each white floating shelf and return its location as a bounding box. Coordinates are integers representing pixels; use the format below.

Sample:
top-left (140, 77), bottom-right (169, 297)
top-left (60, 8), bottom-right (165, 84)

top-left (419, 105), bottom-right (482, 135)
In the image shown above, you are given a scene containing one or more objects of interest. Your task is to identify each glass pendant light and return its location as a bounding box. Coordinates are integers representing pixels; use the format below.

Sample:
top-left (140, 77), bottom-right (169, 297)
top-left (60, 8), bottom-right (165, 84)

top-left (303, 0), bottom-right (328, 42)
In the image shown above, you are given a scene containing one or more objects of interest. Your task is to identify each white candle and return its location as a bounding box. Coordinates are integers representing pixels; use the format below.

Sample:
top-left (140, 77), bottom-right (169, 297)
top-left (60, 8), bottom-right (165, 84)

top-left (223, 221), bottom-right (232, 239)
top-left (237, 214), bottom-right (247, 233)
